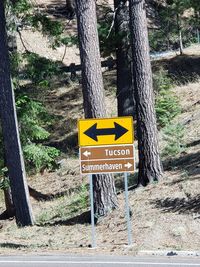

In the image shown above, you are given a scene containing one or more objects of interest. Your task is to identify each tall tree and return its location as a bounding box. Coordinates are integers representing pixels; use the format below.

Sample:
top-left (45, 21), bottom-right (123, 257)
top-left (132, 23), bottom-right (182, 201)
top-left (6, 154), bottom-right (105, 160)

top-left (0, 1), bottom-right (34, 226)
top-left (114, 0), bottom-right (136, 117)
top-left (166, 0), bottom-right (191, 54)
top-left (0, 0), bottom-right (18, 220)
top-left (75, 0), bottom-right (118, 216)
top-left (129, 0), bottom-right (163, 186)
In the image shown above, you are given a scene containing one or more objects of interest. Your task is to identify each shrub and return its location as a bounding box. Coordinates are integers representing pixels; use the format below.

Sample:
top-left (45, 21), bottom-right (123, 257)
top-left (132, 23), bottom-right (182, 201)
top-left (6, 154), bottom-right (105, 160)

top-left (153, 68), bottom-right (173, 92)
top-left (155, 90), bottom-right (181, 127)
top-left (162, 123), bottom-right (185, 157)
top-left (153, 68), bottom-right (181, 127)
top-left (23, 144), bottom-right (60, 172)
top-left (15, 94), bottom-right (60, 172)
top-left (23, 52), bottom-right (61, 86)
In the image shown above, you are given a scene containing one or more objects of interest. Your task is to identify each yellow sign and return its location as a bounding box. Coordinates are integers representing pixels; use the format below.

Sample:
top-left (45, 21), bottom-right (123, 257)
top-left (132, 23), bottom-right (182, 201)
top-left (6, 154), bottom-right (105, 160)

top-left (78, 117), bottom-right (133, 147)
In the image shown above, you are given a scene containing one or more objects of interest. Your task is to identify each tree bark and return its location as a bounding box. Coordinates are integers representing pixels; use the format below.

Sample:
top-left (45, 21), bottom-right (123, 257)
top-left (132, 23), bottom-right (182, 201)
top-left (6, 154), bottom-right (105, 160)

top-left (129, 0), bottom-right (163, 186)
top-left (6, 2), bottom-right (17, 53)
top-left (114, 0), bottom-right (136, 117)
top-left (75, 0), bottom-right (118, 216)
top-left (0, 2), bottom-right (34, 226)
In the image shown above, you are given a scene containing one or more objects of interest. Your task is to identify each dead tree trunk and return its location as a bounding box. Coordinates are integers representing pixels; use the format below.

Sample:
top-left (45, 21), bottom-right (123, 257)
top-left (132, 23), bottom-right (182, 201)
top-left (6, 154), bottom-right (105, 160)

top-left (75, 0), bottom-right (118, 216)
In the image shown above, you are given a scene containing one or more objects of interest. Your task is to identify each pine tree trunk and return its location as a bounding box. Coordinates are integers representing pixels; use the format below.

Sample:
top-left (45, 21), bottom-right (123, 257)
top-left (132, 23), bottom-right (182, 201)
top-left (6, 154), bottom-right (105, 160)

top-left (129, 0), bottom-right (163, 186)
top-left (114, 0), bottom-right (136, 117)
top-left (6, 2), bottom-right (17, 53)
top-left (75, 0), bottom-right (118, 216)
top-left (0, 2), bottom-right (34, 226)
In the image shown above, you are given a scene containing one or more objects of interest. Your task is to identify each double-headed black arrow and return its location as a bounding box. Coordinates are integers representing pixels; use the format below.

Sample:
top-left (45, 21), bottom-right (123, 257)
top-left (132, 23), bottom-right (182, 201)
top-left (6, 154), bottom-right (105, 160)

top-left (84, 122), bottom-right (128, 141)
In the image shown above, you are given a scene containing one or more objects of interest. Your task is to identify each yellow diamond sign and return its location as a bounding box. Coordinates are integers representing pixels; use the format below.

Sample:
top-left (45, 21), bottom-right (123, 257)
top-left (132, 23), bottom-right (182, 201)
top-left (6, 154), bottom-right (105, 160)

top-left (78, 117), bottom-right (133, 147)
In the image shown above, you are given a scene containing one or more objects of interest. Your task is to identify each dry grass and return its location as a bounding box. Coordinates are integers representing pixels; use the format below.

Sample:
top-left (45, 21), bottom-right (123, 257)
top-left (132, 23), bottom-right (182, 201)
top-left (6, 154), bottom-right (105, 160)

top-left (0, 73), bottom-right (199, 255)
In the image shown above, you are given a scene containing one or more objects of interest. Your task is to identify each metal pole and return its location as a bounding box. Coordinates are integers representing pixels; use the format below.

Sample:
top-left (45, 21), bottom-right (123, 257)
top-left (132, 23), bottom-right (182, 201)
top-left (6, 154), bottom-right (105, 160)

top-left (89, 174), bottom-right (96, 248)
top-left (124, 172), bottom-right (132, 245)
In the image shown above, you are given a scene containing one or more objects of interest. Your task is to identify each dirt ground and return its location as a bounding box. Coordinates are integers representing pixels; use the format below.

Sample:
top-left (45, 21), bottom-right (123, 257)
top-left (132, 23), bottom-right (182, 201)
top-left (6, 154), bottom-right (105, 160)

top-left (0, 78), bottom-right (199, 255)
top-left (0, 0), bottom-right (200, 256)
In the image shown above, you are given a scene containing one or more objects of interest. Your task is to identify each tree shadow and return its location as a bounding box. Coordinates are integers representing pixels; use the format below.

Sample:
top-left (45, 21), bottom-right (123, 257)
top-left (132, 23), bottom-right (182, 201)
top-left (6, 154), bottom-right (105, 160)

top-left (0, 210), bottom-right (15, 220)
top-left (152, 54), bottom-right (200, 84)
top-left (151, 195), bottom-right (200, 216)
top-left (29, 183), bottom-right (85, 202)
top-left (0, 243), bottom-right (29, 249)
top-left (38, 210), bottom-right (98, 227)
top-left (36, 0), bottom-right (75, 20)
top-left (47, 132), bottom-right (78, 153)
top-left (115, 173), bottom-right (139, 193)
top-left (186, 139), bottom-right (200, 148)
top-left (163, 151), bottom-right (200, 177)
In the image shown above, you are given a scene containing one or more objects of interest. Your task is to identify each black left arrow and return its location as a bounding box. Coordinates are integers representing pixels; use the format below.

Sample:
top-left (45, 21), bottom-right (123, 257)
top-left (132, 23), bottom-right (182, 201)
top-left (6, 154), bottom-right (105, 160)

top-left (84, 122), bottom-right (128, 141)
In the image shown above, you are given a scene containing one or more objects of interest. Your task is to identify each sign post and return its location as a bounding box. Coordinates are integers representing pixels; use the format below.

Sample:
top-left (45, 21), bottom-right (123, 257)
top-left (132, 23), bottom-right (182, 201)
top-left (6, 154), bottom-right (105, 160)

top-left (78, 117), bottom-right (134, 247)
top-left (89, 174), bottom-right (96, 248)
top-left (124, 172), bottom-right (132, 245)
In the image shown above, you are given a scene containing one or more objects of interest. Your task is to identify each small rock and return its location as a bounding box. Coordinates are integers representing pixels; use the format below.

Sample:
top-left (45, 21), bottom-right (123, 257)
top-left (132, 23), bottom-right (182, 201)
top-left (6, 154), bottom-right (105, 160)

top-left (171, 226), bottom-right (186, 237)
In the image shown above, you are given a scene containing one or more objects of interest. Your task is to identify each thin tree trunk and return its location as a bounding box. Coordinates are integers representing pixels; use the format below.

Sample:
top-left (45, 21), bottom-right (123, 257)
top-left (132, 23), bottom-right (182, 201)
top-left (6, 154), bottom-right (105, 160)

top-left (2, 151), bottom-right (15, 218)
top-left (75, 0), bottom-right (118, 216)
top-left (3, 187), bottom-right (15, 218)
top-left (178, 29), bottom-right (183, 55)
top-left (197, 28), bottom-right (200, 43)
top-left (0, 2), bottom-right (34, 226)
top-left (176, 14), bottom-right (183, 55)
top-left (114, 0), bottom-right (136, 117)
top-left (129, 0), bottom-right (163, 186)
top-left (66, 0), bottom-right (75, 19)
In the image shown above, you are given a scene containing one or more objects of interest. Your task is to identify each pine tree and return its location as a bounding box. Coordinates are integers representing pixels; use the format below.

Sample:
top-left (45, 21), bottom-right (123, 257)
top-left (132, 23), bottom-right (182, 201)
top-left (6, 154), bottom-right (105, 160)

top-left (75, 0), bottom-right (118, 216)
top-left (0, 1), bottom-right (34, 226)
top-left (129, 0), bottom-right (163, 186)
top-left (114, 0), bottom-right (136, 117)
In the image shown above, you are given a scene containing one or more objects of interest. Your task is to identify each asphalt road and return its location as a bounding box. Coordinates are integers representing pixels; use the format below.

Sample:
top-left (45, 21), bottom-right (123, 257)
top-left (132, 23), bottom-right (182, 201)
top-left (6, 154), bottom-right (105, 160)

top-left (0, 255), bottom-right (200, 267)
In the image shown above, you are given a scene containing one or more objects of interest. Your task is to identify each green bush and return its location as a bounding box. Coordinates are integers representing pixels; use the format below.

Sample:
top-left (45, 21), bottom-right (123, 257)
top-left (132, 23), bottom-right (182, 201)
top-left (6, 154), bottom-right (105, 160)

top-left (23, 144), bottom-right (60, 172)
top-left (16, 95), bottom-right (50, 142)
top-left (0, 167), bottom-right (10, 190)
top-left (153, 69), bottom-right (181, 127)
top-left (155, 90), bottom-right (181, 127)
top-left (153, 68), bottom-right (173, 92)
top-left (162, 123), bottom-right (185, 157)
top-left (15, 94), bottom-right (60, 173)
top-left (23, 52), bottom-right (61, 86)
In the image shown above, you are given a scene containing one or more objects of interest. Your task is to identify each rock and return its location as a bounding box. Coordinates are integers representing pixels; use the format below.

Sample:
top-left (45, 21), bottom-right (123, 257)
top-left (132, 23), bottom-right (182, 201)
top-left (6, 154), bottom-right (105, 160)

top-left (171, 226), bottom-right (186, 237)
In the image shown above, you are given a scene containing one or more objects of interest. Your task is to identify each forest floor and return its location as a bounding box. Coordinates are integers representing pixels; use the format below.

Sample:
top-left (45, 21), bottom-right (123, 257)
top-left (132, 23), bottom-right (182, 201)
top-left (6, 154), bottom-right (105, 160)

top-left (0, 0), bottom-right (200, 256)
